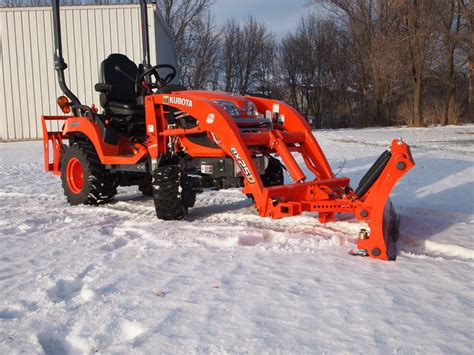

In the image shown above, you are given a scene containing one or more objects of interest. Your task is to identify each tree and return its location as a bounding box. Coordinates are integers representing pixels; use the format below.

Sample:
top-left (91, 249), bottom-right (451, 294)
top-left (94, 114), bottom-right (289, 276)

top-left (158, 0), bottom-right (213, 58)
top-left (314, 1), bottom-right (406, 126)
top-left (178, 11), bottom-right (220, 89)
top-left (431, 0), bottom-right (463, 125)
top-left (459, 0), bottom-right (473, 120)
top-left (157, 0), bottom-right (215, 88)
top-left (220, 17), bottom-right (274, 95)
top-left (280, 15), bottom-right (341, 125)
top-left (398, 0), bottom-right (438, 126)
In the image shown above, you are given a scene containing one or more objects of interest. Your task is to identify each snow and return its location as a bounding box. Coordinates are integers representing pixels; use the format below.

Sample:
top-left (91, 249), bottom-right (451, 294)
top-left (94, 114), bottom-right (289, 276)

top-left (1, 125), bottom-right (473, 353)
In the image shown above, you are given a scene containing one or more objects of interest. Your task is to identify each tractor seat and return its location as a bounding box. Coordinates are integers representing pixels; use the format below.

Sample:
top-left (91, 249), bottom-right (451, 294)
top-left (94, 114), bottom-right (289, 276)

top-left (96, 53), bottom-right (144, 116)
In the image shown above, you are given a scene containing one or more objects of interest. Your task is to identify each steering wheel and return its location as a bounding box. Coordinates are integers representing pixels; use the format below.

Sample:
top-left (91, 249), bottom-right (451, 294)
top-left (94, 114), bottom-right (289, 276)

top-left (137, 64), bottom-right (177, 92)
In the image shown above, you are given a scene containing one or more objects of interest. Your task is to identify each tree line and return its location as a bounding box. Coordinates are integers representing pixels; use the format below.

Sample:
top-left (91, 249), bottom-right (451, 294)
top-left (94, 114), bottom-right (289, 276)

top-left (2, 0), bottom-right (472, 128)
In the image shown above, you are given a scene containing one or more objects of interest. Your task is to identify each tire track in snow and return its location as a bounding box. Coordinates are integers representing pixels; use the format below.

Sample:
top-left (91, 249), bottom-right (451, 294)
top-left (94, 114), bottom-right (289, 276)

top-left (92, 192), bottom-right (474, 262)
top-left (79, 189), bottom-right (361, 255)
top-left (4, 181), bottom-right (472, 263)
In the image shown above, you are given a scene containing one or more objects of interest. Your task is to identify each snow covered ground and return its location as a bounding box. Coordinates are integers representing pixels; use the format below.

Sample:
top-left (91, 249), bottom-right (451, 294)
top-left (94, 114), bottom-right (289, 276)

top-left (0, 125), bottom-right (473, 354)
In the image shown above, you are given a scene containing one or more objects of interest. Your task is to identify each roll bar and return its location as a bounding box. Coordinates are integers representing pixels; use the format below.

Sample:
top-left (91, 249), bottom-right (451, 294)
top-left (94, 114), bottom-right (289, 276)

top-left (51, 0), bottom-right (152, 107)
top-left (52, 0), bottom-right (81, 107)
top-left (140, 0), bottom-right (152, 69)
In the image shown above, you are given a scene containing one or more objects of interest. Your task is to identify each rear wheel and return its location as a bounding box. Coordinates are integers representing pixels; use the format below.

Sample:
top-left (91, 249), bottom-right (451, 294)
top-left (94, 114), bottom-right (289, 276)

top-left (61, 142), bottom-right (117, 205)
top-left (262, 156), bottom-right (284, 187)
top-left (152, 165), bottom-right (191, 220)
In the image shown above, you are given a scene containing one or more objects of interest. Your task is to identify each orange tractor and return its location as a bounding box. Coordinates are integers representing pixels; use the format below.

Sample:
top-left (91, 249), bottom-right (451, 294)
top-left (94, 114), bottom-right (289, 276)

top-left (42, 0), bottom-right (414, 260)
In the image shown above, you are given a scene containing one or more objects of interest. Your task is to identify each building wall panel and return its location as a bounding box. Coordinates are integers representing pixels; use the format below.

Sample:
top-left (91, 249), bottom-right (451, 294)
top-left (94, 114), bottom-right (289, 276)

top-left (0, 5), bottom-right (156, 140)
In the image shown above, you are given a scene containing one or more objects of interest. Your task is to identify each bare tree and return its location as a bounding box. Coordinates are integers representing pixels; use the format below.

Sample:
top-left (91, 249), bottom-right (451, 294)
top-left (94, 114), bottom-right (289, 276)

top-left (155, 0), bottom-right (216, 89)
top-left (280, 14), bottom-right (349, 127)
top-left (158, 0), bottom-right (213, 57)
top-left (459, 0), bottom-right (473, 120)
top-left (431, 0), bottom-right (463, 125)
top-left (322, 1), bottom-right (375, 125)
top-left (316, 0), bottom-right (445, 127)
top-left (253, 36), bottom-right (279, 97)
top-left (221, 19), bottom-right (242, 93)
top-left (280, 33), bottom-right (302, 112)
top-left (179, 11), bottom-right (220, 89)
top-left (314, 1), bottom-right (405, 126)
top-left (220, 17), bottom-right (274, 94)
top-left (398, 0), bottom-right (438, 126)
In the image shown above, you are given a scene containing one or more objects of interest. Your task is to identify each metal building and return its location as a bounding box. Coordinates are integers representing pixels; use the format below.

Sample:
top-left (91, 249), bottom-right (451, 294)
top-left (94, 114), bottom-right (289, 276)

top-left (0, 4), bottom-right (163, 141)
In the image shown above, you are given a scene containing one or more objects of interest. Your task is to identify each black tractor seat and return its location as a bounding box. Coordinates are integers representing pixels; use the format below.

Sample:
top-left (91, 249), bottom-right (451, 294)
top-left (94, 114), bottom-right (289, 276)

top-left (96, 53), bottom-right (144, 117)
top-left (96, 54), bottom-right (187, 117)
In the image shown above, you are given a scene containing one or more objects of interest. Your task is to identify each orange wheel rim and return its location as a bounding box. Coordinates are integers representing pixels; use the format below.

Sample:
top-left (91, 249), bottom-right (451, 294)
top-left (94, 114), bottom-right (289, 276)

top-left (66, 157), bottom-right (84, 194)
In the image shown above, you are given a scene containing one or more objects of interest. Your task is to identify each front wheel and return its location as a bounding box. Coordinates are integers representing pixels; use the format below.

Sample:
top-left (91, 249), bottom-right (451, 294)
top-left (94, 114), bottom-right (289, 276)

top-left (152, 165), bottom-right (191, 220)
top-left (61, 142), bottom-right (117, 205)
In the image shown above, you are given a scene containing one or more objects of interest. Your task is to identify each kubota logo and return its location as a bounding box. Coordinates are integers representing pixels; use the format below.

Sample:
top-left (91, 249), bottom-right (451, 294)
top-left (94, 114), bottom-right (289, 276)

top-left (163, 95), bottom-right (193, 107)
top-left (230, 147), bottom-right (256, 184)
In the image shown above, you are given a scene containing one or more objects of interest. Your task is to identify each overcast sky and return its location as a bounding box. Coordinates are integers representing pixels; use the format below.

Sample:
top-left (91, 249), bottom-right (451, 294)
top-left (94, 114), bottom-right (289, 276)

top-left (212, 0), bottom-right (321, 37)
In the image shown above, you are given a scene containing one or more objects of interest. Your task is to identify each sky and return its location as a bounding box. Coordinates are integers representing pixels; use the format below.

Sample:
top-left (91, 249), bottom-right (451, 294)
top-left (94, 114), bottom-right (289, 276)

top-left (212, 0), bottom-right (321, 37)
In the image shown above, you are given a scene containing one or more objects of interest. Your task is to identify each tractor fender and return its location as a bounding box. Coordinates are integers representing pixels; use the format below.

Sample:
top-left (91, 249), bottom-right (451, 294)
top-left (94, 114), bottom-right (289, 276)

top-left (62, 117), bottom-right (119, 163)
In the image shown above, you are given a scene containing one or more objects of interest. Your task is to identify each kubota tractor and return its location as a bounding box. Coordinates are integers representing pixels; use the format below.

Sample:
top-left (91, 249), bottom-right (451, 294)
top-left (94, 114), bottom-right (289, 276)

top-left (42, 0), bottom-right (414, 260)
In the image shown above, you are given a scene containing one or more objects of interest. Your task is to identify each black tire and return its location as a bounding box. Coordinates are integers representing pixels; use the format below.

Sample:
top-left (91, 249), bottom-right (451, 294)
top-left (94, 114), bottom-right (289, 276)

top-left (139, 173), bottom-right (153, 196)
top-left (61, 142), bottom-right (117, 205)
top-left (152, 165), bottom-right (189, 220)
top-left (261, 156), bottom-right (284, 187)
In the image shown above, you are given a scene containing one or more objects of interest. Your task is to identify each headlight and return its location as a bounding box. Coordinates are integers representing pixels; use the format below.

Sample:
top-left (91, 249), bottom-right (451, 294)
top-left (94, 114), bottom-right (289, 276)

top-left (212, 100), bottom-right (240, 117)
top-left (245, 100), bottom-right (259, 117)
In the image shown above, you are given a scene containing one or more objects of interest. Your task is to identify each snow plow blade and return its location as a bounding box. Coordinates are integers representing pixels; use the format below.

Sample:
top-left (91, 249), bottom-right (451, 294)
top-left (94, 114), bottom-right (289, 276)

top-left (351, 139), bottom-right (415, 260)
top-left (351, 199), bottom-right (399, 260)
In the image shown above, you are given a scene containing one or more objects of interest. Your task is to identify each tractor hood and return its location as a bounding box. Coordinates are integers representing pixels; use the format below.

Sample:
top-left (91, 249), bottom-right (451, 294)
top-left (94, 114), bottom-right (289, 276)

top-left (181, 91), bottom-right (250, 110)
top-left (170, 90), bottom-right (270, 127)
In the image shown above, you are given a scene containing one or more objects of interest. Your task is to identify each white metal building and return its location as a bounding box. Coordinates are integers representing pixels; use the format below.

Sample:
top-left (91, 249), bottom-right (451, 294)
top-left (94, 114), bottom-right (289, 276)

top-left (0, 4), bottom-right (168, 141)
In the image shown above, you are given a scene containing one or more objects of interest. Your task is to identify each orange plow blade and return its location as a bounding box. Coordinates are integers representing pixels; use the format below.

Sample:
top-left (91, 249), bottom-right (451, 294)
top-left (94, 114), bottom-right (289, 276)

top-left (351, 139), bottom-right (415, 260)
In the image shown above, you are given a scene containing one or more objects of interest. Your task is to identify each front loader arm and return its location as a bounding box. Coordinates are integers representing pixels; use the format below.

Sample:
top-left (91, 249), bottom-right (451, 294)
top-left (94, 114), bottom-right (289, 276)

top-left (147, 92), bottom-right (415, 261)
top-left (248, 96), bottom-right (334, 180)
